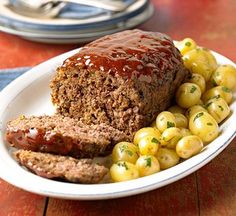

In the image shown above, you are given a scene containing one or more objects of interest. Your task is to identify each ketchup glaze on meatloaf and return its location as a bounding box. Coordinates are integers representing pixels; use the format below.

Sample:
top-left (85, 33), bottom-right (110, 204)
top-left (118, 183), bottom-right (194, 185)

top-left (62, 30), bottom-right (182, 79)
top-left (50, 29), bottom-right (188, 138)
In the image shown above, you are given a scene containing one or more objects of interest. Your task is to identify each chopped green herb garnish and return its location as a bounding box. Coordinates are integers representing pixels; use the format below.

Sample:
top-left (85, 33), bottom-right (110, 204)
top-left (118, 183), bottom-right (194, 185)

top-left (222, 86), bottom-right (231, 93)
top-left (218, 105), bottom-right (224, 111)
top-left (207, 122), bottom-right (213, 126)
top-left (145, 157), bottom-right (152, 167)
top-left (194, 112), bottom-right (204, 121)
top-left (119, 145), bottom-right (128, 153)
top-left (185, 42), bottom-right (192, 47)
top-left (211, 79), bottom-right (217, 86)
top-left (205, 102), bottom-right (213, 108)
top-left (117, 161), bottom-right (128, 170)
top-left (167, 121), bottom-right (175, 128)
top-left (125, 149), bottom-right (133, 157)
top-left (212, 95), bottom-right (221, 100)
top-left (151, 137), bottom-right (160, 144)
top-left (190, 85), bottom-right (197, 93)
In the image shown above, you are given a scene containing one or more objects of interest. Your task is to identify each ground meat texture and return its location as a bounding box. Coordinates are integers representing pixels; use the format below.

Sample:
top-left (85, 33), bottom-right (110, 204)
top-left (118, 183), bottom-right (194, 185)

top-left (6, 115), bottom-right (129, 158)
top-left (50, 29), bottom-right (188, 137)
top-left (14, 150), bottom-right (108, 183)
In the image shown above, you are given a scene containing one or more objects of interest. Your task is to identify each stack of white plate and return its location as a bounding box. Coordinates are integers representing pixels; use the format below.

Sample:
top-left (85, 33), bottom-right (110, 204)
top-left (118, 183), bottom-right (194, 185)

top-left (0, 0), bottom-right (153, 43)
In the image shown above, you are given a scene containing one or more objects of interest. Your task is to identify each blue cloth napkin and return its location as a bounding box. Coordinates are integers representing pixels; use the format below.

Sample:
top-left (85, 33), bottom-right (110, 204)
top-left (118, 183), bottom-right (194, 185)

top-left (9, 0), bottom-right (135, 19)
top-left (0, 67), bottom-right (30, 91)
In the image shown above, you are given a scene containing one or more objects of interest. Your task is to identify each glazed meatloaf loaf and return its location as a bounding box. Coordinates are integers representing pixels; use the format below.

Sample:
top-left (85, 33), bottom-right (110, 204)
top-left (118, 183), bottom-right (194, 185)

top-left (6, 115), bottom-right (128, 158)
top-left (51, 29), bottom-right (188, 137)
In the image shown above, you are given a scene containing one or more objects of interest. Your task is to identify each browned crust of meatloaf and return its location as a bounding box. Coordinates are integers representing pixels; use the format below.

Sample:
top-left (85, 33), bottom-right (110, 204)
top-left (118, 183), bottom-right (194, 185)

top-left (50, 30), bottom-right (188, 137)
top-left (14, 150), bottom-right (108, 183)
top-left (6, 115), bottom-right (129, 158)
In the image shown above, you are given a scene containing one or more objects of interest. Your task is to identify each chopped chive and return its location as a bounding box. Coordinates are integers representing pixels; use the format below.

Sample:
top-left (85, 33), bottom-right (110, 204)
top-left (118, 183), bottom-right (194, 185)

top-left (207, 122), bottom-right (213, 126)
top-left (190, 85), bottom-right (197, 93)
top-left (117, 161), bottom-right (128, 170)
top-left (194, 112), bottom-right (204, 121)
top-left (167, 121), bottom-right (175, 128)
top-left (185, 42), bottom-right (192, 47)
top-left (211, 79), bottom-right (217, 86)
top-left (119, 145), bottom-right (128, 153)
top-left (126, 149), bottom-right (133, 156)
top-left (222, 86), bottom-right (231, 93)
top-left (212, 95), bottom-right (221, 100)
top-left (145, 157), bottom-right (152, 167)
top-left (218, 105), bottom-right (224, 111)
top-left (160, 117), bottom-right (165, 121)
top-left (205, 102), bottom-right (213, 108)
top-left (151, 137), bottom-right (160, 144)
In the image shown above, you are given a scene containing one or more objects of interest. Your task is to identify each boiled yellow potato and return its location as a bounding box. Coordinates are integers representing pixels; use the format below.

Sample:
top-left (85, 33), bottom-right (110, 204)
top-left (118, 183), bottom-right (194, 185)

top-left (189, 111), bottom-right (219, 142)
top-left (110, 161), bottom-right (139, 182)
top-left (173, 113), bottom-right (188, 128)
top-left (138, 135), bottom-right (160, 155)
top-left (176, 83), bottom-right (201, 108)
top-left (156, 148), bottom-right (180, 169)
top-left (156, 111), bottom-right (176, 132)
top-left (185, 105), bottom-right (208, 119)
top-left (168, 105), bottom-right (186, 115)
top-left (160, 127), bottom-right (183, 149)
top-left (135, 155), bottom-right (160, 177)
top-left (205, 97), bottom-right (230, 123)
top-left (183, 48), bottom-right (217, 81)
top-left (133, 127), bottom-right (161, 146)
top-left (176, 135), bottom-right (203, 159)
top-left (202, 86), bottom-right (233, 104)
top-left (179, 128), bottom-right (192, 137)
top-left (112, 142), bottom-right (139, 164)
top-left (186, 73), bottom-right (206, 93)
top-left (211, 64), bottom-right (236, 90)
top-left (175, 38), bottom-right (197, 55)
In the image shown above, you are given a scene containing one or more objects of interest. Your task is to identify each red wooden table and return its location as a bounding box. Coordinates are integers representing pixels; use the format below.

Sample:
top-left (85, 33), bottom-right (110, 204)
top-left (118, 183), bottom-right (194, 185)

top-left (0, 0), bottom-right (236, 215)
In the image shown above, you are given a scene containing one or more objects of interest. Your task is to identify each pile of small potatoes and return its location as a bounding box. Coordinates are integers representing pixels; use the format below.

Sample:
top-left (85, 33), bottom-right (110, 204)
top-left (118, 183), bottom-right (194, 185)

top-left (110, 38), bottom-right (236, 183)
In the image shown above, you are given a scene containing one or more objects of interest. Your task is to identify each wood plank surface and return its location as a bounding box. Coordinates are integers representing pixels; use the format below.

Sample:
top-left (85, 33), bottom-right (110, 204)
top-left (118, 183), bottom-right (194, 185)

top-left (197, 139), bottom-right (236, 216)
top-left (0, 179), bottom-right (46, 216)
top-left (46, 175), bottom-right (198, 216)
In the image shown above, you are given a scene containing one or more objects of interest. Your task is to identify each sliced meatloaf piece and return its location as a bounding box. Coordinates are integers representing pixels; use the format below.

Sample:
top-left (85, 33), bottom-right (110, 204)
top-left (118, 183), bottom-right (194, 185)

top-left (14, 150), bottom-right (108, 183)
top-left (50, 29), bottom-right (188, 137)
top-left (6, 115), bottom-right (129, 158)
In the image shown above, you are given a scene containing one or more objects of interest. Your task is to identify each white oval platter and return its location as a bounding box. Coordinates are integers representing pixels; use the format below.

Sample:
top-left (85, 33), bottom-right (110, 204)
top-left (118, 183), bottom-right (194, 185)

top-left (0, 47), bottom-right (235, 200)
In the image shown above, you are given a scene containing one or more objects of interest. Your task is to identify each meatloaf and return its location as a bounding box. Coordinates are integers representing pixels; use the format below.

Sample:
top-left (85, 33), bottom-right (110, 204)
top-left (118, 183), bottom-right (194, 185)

top-left (51, 29), bottom-right (188, 137)
top-left (6, 115), bottom-right (129, 158)
top-left (14, 150), bottom-right (108, 183)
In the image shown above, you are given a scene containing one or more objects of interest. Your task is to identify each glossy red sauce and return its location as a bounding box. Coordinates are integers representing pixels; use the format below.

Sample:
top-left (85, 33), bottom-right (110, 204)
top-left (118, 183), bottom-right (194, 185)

top-left (63, 30), bottom-right (182, 79)
top-left (6, 129), bottom-right (72, 155)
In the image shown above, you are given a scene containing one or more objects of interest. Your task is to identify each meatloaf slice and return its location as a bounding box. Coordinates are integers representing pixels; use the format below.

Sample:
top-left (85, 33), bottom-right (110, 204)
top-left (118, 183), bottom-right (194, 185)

top-left (14, 150), bottom-right (108, 183)
top-left (6, 115), bottom-right (129, 158)
top-left (50, 29), bottom-right (188, 137)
